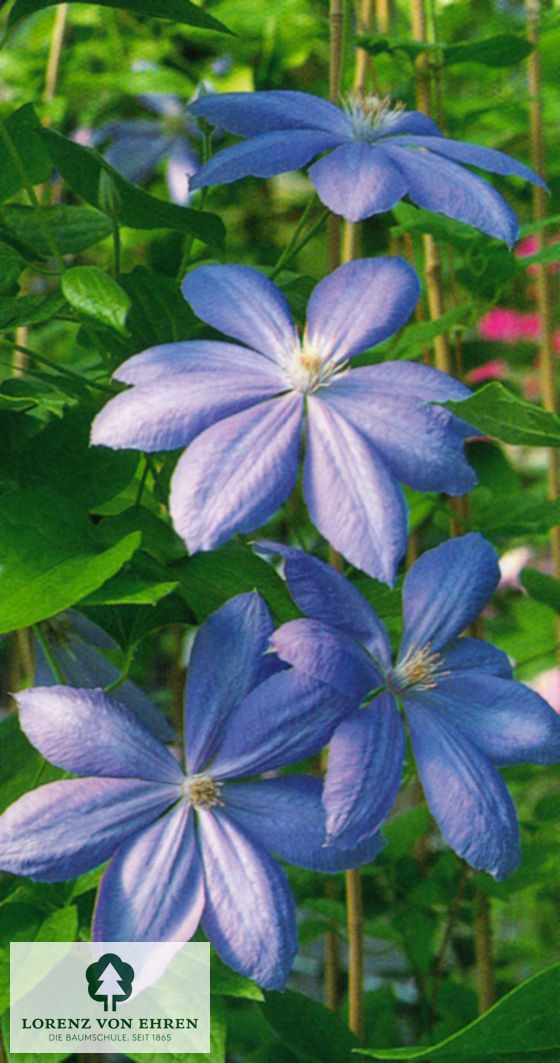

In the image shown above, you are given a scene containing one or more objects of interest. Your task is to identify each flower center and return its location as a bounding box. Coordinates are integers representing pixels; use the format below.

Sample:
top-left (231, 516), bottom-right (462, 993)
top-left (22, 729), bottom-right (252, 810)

top-left (342, 93), bottom-right (405, 141)
top-left (387, 643), bottom-right (448, 693)
top-left (287, 330), bottom-right (348, 394)
top-left (185, 773), bottom-right (223, 808)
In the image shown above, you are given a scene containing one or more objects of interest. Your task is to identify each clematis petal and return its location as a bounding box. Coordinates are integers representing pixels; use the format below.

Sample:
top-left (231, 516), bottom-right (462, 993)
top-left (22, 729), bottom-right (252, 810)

top-left (442, 637), bottom-right (512, 678)
top-left (93, 804), bottom-right (205, 941)
top-left (16, 687), bottom-right (183, 784)
top-left (114, 341), bottom-right (287, 386)
top-left (91, 373), bottom-right (282, 452)
top-left (381, 144), bottom-right (520, 247)
top-left (322, 379), bottom-right (476, 494)
top-left (166, 139), bottom-right (199, 205)
top-left (189, 129), bottom-right (344, 190)
top-left (305, 258), bottom-right (420, 366)
top-left (0, 777), bottom-right (177, 881)
top-left (182, 264), bottom-right (297, 364)
top-left (256, 540), bottom-right (392, 666)
top-left (224, 776), bottom-right (384, 872)
top-left (308, 142), bottom-right (408, 222)
top-left (102, 123), bottom-right (170, 184)
top-left (190, 90), bottom-right (351, 137)
top-left (210, 669), bottom-right (351, 780)
top-left (271, 618), bottom-right (381, 702)
top-left (304, 397), bottom-right (408, 584)
top-left (323, 697), bottom-right (405, 846)
top-left (421, 674), bottom-right (560, 765)
top-left (381, 111), bottom-right (442, 137)
top-left (186, 592), bottom-right (277, 774)
top-left (32, 615), bottom-right (173, 743)
top-left (199, 809), bottom-right (297, 990)
top-left (349, 360), bottom-right (471, 402)
top-left (170, 394), bottom-right (303, 553)
top-left (387, 135), bottom-right (547, 188)
top-left (400, 534), bottom-right (500, 657)
top-left (405, 699), bottom-right (521, 880)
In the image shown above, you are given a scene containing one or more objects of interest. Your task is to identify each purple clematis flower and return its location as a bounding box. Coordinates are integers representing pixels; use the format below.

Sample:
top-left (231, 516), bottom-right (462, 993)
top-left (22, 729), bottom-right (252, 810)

top-left (95, 91), bottom-right (201, 206)
top-left (0, 593), bottom-right (380, 989)
top-left (91, 257), bottom-right (476, 584)
top-left (261, 534), bottom-right (560, 881)
top-left (188, 90), bottom-right (546, 243)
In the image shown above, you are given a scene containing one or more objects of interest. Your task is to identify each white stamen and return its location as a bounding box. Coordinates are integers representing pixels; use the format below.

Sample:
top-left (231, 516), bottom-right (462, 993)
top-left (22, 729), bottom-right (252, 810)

top-left (286, 328), bottom-right (349, 394)
top-left (342, 93), bottom-right (406, 141)
top-left (387, 642), bottom-right (449, 693)
top-left (184, 773), bottom-right (223, 808)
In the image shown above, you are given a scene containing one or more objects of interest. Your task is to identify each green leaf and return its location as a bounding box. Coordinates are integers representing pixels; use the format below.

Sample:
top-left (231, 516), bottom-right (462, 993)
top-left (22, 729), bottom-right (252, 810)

top-left (443, 383), bottom-right (560, 446)
top-left (444, 34), bottom-right (533, 68)
top-left (467, 493), bottom-right (560, 540)
top-left (211, 952), bottom-right (264, 1000)
top-left (381, 805), bottom-right (432, 859)
top-left (357, 963), bottom-right (560, 1059)
top-left (7, 0), bottom-right (231, 32)
top-left (80, 571), bottom-right (178, 606)
top-left (0, 713), bottom-right (65, 816)
top-left (172, 544), bottom-right (298, 623)
top-left (83, 592), bottom-right (193, 650)
top-left (62, 266), bottom-right (131, 334)
top-left (3, 204), bottom-right (112, 256)
top-left (40, 128), bottom-right (225, 246)
top-left (0, 243), bottom-right (25, 293)
top-left (18, 409), bottom-right (138, 509)
top-left (356, 33), bottom-right (532, 69)
top-left (521, 569), bottom-right (560, 614)
top-left (121, 265), bottom-right (198, 349)
top-left (263, 988), bottom-right (358, 1062)
top-left (0, 104), bottom-right (52, 202)
top-left (0, 292), bottom-right (65, 330)
top-left (0, 487), bottom-right (141, 632)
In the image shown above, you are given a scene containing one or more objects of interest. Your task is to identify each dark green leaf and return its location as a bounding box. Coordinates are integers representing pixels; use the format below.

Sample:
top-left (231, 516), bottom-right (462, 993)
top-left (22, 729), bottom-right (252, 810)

top-left (83, 592), bottom-right (193, 650)
top-left (172, 544), bottom-right (298, 623)
top-left (357, 963), bottom-right (560, 1059)
top-left (0, 292), bottom-right (65, 330)
top-left (62, 265), bottom-right (131, 334)
top-left (18, 409), bottom-right (138, 509)
top-left (0, 243), bottom-right (25, 293)
top-left (0, 104), bottom-right (52, 202)
top-left (443, 382), bottom-right (560, 446)
top-left (381, 806), bottom-right (432, 859)
top-left (444, 34), bottom-right (533, 68)
top-left (3, 204), bottom-right (112, 255)
top-left (467, 493), bottom-right (560, 540)
top-left (0, 712), bottom-right (65, 816)
top-left (40, 128), bottom-right (225, 246)
top-left (7, 0), bottom-right (231, 32)
top-left (121, 265), bottom-right (198, 349)
top-left (264, 988), bottom-right (358, 1062)
top-left (521, 569), bottom-right (560, 614)
top-left (0, 487), bottom-right (141, 632)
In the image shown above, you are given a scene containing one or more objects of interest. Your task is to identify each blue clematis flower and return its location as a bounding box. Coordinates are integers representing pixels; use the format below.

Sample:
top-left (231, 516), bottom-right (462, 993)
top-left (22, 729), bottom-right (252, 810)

top-left (0, 593), bottom-right (379, 989)
top-left (91, 257), bottom-right (475, 584)
top-left (188, 90), bottom-right (546, 243)
top-left (261, 534), bottom-right (560, 881)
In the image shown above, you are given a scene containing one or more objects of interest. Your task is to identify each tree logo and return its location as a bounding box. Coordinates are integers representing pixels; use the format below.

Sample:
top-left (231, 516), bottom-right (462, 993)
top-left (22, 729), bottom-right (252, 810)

top-left (85, 953), bottom-right (135, 1012)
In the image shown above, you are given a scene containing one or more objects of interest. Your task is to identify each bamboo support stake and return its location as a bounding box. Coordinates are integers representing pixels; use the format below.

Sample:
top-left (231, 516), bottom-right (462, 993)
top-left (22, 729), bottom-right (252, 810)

top-left (44, 4), bottom-right (69, 109)
top-left (410, 0), bottom-right (451, 374)
top-left (526, 0), bottom-right (560, 581)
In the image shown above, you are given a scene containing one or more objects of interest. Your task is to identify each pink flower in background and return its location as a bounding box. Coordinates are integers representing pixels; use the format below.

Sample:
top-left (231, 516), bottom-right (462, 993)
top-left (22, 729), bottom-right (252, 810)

top-left (516, 232), bottom-right (560, 274)
top-left (479, 308), bottom-right (540, 344)
top-left (498, 546), bottom-right (535, 591)
top-left (529, 669), bottom-right (560, 714)
top-left (468, 359), bottom-right (508, 384)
